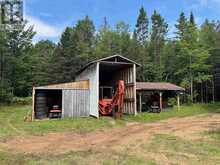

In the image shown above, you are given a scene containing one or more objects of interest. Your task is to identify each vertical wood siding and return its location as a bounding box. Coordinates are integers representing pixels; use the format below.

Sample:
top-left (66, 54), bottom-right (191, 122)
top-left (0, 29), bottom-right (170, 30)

top-left (113, 66), bottom-right (136, 114)
top-left (62, 89), bottom-right (89, 117)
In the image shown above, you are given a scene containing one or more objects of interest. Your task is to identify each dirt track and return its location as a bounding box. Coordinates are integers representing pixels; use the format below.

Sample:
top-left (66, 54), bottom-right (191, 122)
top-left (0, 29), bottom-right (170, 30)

top-left (1, 114), bottom-right (220, 154)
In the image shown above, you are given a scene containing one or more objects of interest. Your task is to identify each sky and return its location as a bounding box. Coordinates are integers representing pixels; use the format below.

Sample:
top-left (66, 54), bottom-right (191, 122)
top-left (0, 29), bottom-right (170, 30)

top-left (24, 0), bottom-right (220, 43)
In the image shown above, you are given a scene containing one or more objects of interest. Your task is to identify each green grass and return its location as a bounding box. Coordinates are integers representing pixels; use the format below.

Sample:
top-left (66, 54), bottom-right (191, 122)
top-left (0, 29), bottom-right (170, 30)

top-left (0, 105), bottom-right (125, 140)
top-left (0, 103), bottom-right (219, 140)
top-left (0, 103), bottom-right (220, 164)
top-left (0, 148), bottom-right (157, 165)
top-left (124, 103), bottom-right (220, 123)
top-left (142, 134), bottom-right (220, 165)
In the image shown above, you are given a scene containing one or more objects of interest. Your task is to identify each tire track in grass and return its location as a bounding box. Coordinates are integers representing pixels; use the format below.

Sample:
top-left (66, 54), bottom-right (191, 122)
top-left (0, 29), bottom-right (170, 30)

top-left (7, 113), bottom-right (25, 136)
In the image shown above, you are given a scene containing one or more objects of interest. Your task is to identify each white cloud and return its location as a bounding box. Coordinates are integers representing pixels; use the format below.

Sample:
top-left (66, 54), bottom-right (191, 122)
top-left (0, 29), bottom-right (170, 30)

top-left (26, 15), bottom-right (62, 39)
top-left (198, 0), bottom-right (220, 7)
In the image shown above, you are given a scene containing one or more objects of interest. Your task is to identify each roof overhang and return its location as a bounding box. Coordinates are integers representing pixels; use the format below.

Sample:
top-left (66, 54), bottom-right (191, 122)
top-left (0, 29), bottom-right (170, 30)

top-left (136, 82), bottom-right (185, 92)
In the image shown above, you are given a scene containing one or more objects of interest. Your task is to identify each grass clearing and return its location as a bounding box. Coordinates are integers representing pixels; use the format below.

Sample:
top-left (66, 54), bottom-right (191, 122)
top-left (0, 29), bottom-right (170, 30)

top-left (0, 103), bottom-right (220, 164)
top-left (124, 103), bottom-right (220, 122)
top-left (0, 105), bottom-right (125, 140)
top-left (0, 148), bottom-right (157, 165)
top-left (142, 133), bottom-right (220, 165)
top-left (0, 103), bottom-right (219, 139)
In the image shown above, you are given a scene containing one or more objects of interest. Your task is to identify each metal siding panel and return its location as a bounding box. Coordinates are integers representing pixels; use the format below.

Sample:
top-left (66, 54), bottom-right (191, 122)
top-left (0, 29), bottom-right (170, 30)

top-left (72, 90), bottom-right (76, 117)
top-left (75, 63), bottom-right (99, 118)
top-left (63, 90), bottom-right (73, 117)
top-left (63, 89), bottom-right (89, 118)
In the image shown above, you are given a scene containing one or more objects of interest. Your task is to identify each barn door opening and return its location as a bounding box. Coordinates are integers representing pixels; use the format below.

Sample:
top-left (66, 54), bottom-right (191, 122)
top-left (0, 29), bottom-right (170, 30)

top-left (35, 90), bottom-right (62, 119)
top-left (99, 62), bottom-right (136, 115)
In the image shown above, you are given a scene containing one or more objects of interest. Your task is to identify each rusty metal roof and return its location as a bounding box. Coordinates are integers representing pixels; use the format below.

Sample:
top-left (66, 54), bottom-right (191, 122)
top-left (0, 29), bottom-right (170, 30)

top-left (136, 82), bottom-right (185, 91)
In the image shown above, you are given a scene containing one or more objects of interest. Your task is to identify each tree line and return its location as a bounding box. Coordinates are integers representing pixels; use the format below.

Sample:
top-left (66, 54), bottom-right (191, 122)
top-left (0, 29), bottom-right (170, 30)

top-left (1, 7), bottom-right (220, 103)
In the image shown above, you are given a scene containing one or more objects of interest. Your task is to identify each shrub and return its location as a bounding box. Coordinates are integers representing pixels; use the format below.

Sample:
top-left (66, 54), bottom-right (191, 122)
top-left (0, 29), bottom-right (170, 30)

top-left (168, 97), bottom-right (176, 106)
top-left (0, 80), bottom-right (13, 104)
top-left (11, 97), bottom-right (32, 105)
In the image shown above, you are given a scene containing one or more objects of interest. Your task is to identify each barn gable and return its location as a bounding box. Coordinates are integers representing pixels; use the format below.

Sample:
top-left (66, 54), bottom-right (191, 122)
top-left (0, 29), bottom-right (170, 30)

top-left (77, 55), bottom-right (140, 75)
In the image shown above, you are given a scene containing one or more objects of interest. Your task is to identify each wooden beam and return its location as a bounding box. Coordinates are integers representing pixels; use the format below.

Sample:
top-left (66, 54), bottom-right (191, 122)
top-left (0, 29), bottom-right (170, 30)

top-left (159, 92), bottom-right (163, 110)
top-left (133, 64), bottom-right (137, 116)
top-left (139, 93), bottom-right (142, 113)
top-left (31, 87), bottom-right (35, 121)
top-left (177, 93), bottom-right (180, 111)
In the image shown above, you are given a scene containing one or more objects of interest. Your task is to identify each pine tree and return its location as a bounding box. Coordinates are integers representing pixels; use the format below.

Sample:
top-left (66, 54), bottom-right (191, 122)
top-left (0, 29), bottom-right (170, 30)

top-left (150, 10), bottom-right (168, 81)
top-left (74, 15), bottom-right (95, 63)
top-left (0, 30), bottom-right (13, 102)
top-left (6, 22), bottom-right (35, 96)
top-left (135, 6), bottom-right (149, 45)
top-left (175, 12), bottom-right (188, 40)
top-left (50, 16), bottom-right (95, 83)
top-left (189, 11), bottom-right (195, 26)
top-left (31, 40), bottom-right (56, 86)
top-left (49, 26), bottom-right (76, 83)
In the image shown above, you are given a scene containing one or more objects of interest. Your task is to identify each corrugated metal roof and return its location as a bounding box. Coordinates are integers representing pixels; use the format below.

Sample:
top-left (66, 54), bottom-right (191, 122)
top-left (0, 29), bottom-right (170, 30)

top-left (77, 54), bottom-right (141, 75)
top-left (136, 82), bottom-right (185, 91)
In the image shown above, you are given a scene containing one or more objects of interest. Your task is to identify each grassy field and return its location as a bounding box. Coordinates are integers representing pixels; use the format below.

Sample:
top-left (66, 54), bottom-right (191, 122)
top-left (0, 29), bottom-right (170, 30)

top-left (0, 103), bottom-right (220, 165)
top-left (0, 105), bottom-right (125, 140)
top-left (125, 103), bottom-right (220, 122)
top-left (0, 103), bottom-right (219, 139)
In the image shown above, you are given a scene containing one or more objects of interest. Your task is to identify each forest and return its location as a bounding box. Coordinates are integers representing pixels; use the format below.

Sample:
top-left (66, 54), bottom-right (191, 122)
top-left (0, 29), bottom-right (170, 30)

top-left (0, 7), bottom-right (220, 104)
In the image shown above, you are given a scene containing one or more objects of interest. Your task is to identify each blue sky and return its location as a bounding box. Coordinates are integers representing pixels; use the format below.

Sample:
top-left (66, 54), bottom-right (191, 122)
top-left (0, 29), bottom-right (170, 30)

top-left (24, 0), bottom-right (220, 43)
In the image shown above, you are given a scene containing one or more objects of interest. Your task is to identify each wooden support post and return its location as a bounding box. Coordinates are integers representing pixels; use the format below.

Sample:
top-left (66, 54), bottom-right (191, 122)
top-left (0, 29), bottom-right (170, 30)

top-left (159, 92), bottom-right (163, 111)
top-left (133, 64), bottom-right (137, 116)
top-left (177, 93), bottom-right (180, 111)
top-left (139, 93), bottom-right (142, 113)
top-left (32, 87), bottom-right (35, 121)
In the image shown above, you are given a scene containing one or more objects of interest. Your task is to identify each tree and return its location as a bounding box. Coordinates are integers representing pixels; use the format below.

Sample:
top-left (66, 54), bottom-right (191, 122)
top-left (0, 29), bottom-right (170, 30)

top-left (175, 12), bottom-right (188, 40)
top-left (173, 13), bottom-right (212, 102)
top-left (0, 29), bottom-right (13, 102)
top-left (95, 21), bottom-right (132, 58)
top-left (150, 10), bottom-right (168, 81)
top-left (5, 22), bottom-right (35, 97)
top-left (50, 16), bottom-right (95, 83)
top-left (135, 6), bottom-right (149, 45)
top-left (189, 11), bottom-right (195, 26)
top-left (49, 27), bottom-right (75, 83)
top-left (31, 40), bottom-right (56, 86)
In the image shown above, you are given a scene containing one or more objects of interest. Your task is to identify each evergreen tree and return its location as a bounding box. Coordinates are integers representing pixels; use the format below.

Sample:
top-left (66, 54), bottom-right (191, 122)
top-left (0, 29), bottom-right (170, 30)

top-left (175, 12), bottom-right (188, 40)
top-left (50, 16), bottom-right (95, 83)
top-left (150, 10), bottom-right (168, 81)
top-left (0, 29), bottom-right (13, 102)
top-left (49, 27), bottom-right (76, 83)
top-left (135, 6), bottom-right (149, 45)
top-left (31, 40), bottom-right (56, 86)
top-left (6, 22), bottom-right (35, 97)
top-left (189, 11), bottom-right (195, 26)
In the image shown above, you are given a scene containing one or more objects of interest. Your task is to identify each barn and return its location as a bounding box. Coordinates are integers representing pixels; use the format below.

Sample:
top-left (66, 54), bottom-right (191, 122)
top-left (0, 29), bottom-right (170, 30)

top-left (32, 55), bottom-right (184, 120)
top-left (32, 55), bottom-right (140, 119)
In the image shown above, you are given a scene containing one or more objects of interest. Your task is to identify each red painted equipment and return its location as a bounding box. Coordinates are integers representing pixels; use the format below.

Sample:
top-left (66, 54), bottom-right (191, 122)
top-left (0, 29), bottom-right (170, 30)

top-left (99, 80), bottom-right (125, 117)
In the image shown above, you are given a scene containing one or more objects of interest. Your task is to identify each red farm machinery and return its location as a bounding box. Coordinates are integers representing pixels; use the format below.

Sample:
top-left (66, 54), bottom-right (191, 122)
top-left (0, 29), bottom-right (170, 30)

top-left (99, 80), bottom-right (125, 118)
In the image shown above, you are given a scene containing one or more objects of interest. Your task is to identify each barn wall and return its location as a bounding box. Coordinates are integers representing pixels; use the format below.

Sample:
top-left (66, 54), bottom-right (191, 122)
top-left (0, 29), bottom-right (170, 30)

top-left (113, 64), bottom-right (137, 114)
top-left (62, 89), bottom-right (89, 117)
top-left (75, 63), bottom-right (99, 118)
top-left (35, 80), bottom-right (89, 90)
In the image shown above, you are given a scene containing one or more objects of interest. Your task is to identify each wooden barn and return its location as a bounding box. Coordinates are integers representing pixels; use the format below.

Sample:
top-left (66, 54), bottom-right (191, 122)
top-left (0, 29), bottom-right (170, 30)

top-left (32, 80), bottom-right (90, 119)
top-left (32, 55), bottom-right (184, 120)
top-left (32, 55), bottom-right (140, 119)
